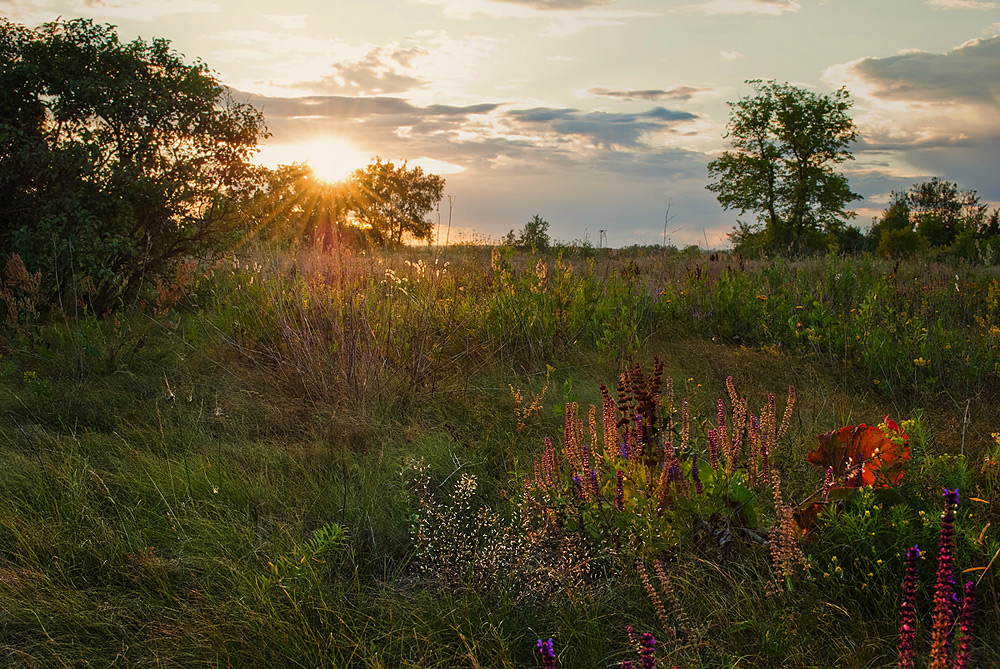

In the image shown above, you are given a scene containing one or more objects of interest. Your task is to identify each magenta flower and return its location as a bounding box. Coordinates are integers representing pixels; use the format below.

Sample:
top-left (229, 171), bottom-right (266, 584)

top-left (929, 488), bottom-right (959, 669)
top-left (537, 638), bottom-right (556, 668)
top-left (640, 632), bottom-right (656, 669)
top-left (691, 454), bottom-right (703, 495)
top-left (954, 580), bottom-right (976, 669)
top-left (898, 545), bottom-right (919, 669)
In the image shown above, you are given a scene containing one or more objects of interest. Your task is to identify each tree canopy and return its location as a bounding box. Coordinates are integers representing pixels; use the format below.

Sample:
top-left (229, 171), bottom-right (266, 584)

top-left (707, 80), bottom-right (860, 254)
top-left (869, 178), bottom-right (998, 259)
top-left (0, 18), bottom-right (267, 312)
top-left (348, 157), bottom-right (444, 246)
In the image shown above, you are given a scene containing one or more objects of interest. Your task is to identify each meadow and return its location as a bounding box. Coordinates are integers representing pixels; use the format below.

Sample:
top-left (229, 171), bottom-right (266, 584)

top-left (1, 244), bottom-right (998, 667)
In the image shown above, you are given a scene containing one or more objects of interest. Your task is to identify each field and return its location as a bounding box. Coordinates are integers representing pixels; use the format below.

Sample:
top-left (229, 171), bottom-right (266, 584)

top-left (1, 244), bottom-right (999, 667)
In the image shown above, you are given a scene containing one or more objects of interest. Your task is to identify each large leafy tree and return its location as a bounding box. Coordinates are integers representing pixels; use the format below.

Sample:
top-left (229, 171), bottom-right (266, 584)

top-left (707, 80), bottom-right (860, 253)
top-left (349, 157), bottom-right (445, 246)
top-left (0, 18), bottom-right (267, 312)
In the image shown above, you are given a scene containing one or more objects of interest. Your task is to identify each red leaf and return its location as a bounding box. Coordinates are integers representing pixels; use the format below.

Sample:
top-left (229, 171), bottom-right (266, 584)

top-left (807, 416), bottom-right (909, 488)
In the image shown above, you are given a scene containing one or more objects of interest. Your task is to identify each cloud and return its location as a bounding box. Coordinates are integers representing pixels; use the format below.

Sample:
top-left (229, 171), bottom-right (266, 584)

top-left (588, 86), bottom-right (710, 101)
top-left (490, 0), bottom-right (613, 8)
top-left (505, 106), bottom-right (700, 147)
top-left (0, 0), bottom-right (56, 25)
top-left (823, 36), bottom-right (1000, 208)
top-left (262, 14), bottom-right (308, 30)
top-left (719, 50), bottom-right (744, 61)
top-left (300, 46), bottom-right (428, 95)
top-left (72, 0), bottom-right (221, 20)
top-left (926, 0), bottom-right (997, 9)
top-left (830, 36), bottom-right (1000, 105)
top-left (672, 0), bottom-right (800, 15)
top-left (415, 0), bottom-right (653, 35)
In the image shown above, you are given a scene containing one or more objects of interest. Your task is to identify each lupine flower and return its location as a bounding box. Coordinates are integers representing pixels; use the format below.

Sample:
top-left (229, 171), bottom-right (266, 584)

top-left (691, 454), bottom-right (703, 495)
top-left (707, 429), bottom-right (719, 470)
top-left (954, 580), bottom-right (976, 669)
top-left (615, 469), bottom-right (625, 511)
top-left (929, 488), bottom-right (959, 669)
top-left (898, 545), bottom-right (919, 669)
top-left (640, 632), bottom-right (656, 669)
top-left (667, 458), bottom-right (680, 485)
top-left (537, 638), bottom-right (556, 668)
top-left (822, 467), bottom-right (833, 501)
top-left (589, 469), bottom-right (599, 498)
top-left (572, 475), bottom-right (583, 499)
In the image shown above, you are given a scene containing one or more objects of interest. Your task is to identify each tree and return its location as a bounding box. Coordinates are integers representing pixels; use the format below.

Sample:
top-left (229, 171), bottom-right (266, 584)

top-left (503, 214), bottom-right (551, 252)
top-left (707, 80), bottom-right (860, 253)
top-left (0, 18), bottom-right (267, 312)
top-left (348, 157), bottom-right (444, 246)
top-left (870, 193), bottom-right (926, 258)
top-left (906, 177), bottom-right (987, 247)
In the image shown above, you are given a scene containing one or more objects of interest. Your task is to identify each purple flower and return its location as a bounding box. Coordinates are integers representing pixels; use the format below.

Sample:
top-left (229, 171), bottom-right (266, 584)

top-left (898, 545), bottom-right (919, 669)
top-left (537, 638), bottom-right (556, 668)
top-left (572, 475), bottom-right (583, 499)
top-left (822, 467), bottom-right (833, 501)
top-left (691, 454), bottom-right (703, 495)
top-left (640, 632), bottom-right (656, 669)
top-left (930, 488), bottom-right (960, 668)
top-left (589, 469), bottom-right (599, 498)
top-left (954, 580), bottom-right (977, 669)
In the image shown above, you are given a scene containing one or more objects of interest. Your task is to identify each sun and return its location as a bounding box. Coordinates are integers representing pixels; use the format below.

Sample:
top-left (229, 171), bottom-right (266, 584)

top-left (255, 136), bottom-right (370, 184)
top-left (303, 137), bottom-right (371, 184)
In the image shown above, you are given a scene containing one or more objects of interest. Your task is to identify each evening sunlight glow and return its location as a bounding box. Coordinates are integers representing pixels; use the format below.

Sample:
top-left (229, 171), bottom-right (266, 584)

top-left (256, 137), bottom-right (371, 184)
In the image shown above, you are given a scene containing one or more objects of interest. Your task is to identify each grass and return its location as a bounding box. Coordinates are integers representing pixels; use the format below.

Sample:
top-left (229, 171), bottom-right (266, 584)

top-left (1, 243), bottom-right (998, 667)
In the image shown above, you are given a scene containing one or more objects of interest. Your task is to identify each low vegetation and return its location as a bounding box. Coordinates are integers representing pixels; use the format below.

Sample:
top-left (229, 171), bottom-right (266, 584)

top-left (2, 243), bottom-right (999, 667)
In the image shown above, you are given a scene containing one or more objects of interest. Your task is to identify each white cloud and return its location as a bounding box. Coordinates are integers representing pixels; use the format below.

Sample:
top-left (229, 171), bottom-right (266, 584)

top-left (673, 0), bottom-right (800, 16)
top-left (262, 14), bottom-right (308, 30)
top-left (926, 0), bottom-right (996, 9)
top-left (71, 0), bottom-right (221, 20)
top-left (415, 0), bottom-right (653, 35)
top-left (0, 0), bottom-right (59, 25)
top-left (720, 49), bottom-right (744, 60)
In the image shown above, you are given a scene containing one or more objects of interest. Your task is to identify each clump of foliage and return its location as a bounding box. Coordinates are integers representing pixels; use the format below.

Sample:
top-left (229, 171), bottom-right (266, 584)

top-left (707, 79), bottom-right (860, 255)
top-left (869, 178), bottom-right (1000, 262)
top-left (0, 18), bottom-right (267, 313)
top-left (503, 214), bottom-right (552, 252)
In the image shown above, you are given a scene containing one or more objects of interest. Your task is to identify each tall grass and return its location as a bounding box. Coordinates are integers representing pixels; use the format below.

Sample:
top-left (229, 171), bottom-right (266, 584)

top-left (1, 244), bottom-right (998, 667)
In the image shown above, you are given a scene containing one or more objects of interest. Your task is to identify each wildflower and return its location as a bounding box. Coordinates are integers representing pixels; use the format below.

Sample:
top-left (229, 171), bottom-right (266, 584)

top-left (954, 581), bottom-right (976, 669)
top-left (898, 546), bottom-right (920, 656)
top-left (822, 467), bottom-right (833, 501)
top-left (640, 633), bottom-right (656, 669)
top-left (929, 488), bottom-right (959, 669)
top-left (691, 454), bottom-right (703, 495)
top-left (707, 429), bottom-right (720, 470)
top-left (537, 638), bottom-right (556, 668)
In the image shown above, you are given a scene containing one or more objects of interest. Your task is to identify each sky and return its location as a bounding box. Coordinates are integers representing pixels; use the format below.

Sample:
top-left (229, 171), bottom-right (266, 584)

top-left (3, 0), bottom-right (1000, 247)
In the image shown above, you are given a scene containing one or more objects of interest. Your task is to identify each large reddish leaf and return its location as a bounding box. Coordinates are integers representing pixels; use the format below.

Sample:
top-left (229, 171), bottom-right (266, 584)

top-left (807, 416), bottom-right (909, 488)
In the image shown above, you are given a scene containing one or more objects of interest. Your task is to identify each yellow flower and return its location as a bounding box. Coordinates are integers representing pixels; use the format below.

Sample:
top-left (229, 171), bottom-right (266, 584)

top-left (913, 357), bottom-right (930, 367)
